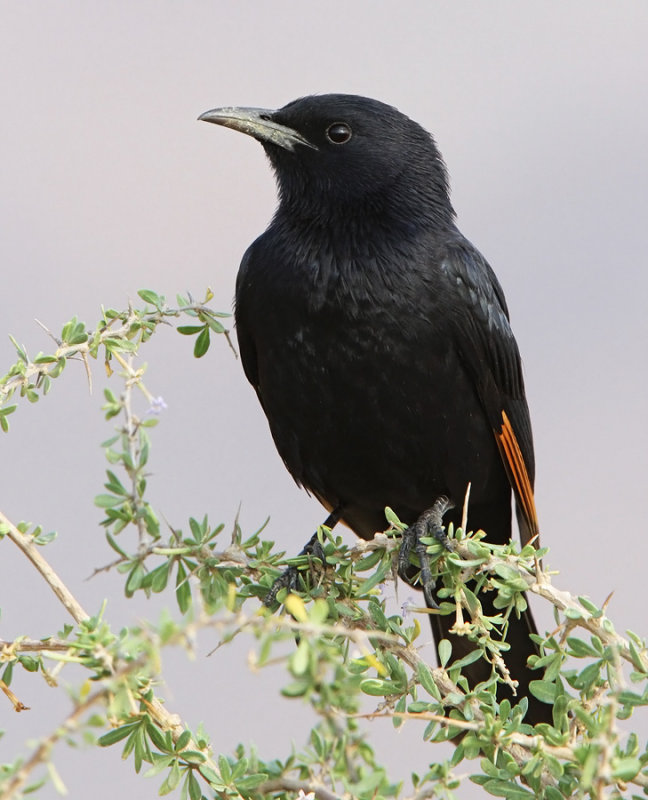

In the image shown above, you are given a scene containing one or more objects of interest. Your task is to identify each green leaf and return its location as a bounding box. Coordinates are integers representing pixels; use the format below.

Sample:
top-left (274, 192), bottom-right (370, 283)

top-left (180, 750), bottom-right (206, 765)
top-left (143, 755), bottom-right (173, 778)
top-left (204, 315), bottom-right (225, 333)
top-left (98, 725), bottom-right (136, 747)
top-left (291, 641), bottom-right (310, 676)
top-left (281, 679), bottom-right (310, 697)
top-left (68, 330), bottom-right (88, 346)
top-left (611, 757), bottom-right (641, 781)
top-left (481, 778), bottom-right (535, 799)
top-left (188, 516), bottom-right (203, 541)
top-left (150, 563), bottom-right (170, 593)
top-left (408, 701), bottom-right (433, 713)
top-left (368, 599), bottom-right (388, 628)
top-left (355, 559), bottom-right (389, 596)
top-left (218, 754), bottom-right (232, 784)
top-left (348, 770), bottom-right (387, 795)
top-left (235, 773), bottom-right (269, 791)
top-left (416, 662), bottom-right (441, 700)
top-left (147, 721), bottom-right (170, 753)
top-left (105, 532), bottom-right (128, 557)
top-left (2, 662), bottom-right (13, 684)
top-left (137, 289), bottom-right (162, 306)
top-left (573, 661), bottom-right (602, 690)
top-left (493, 563), bottom-right (520, 582)
top-left (9, 334), bottom-right (28, 362)
top-left (94, 494), bottom-right (123, 508)
top-left (451, 648), bottom-right (484, 670)
top-left (18, 655), bottom-right (39, 672)
top-left (628, 638), bottom-right (647, 673)
top-left (177, 325), bottom-right (205, 335)
top-left (187, 772), bottom-right (202, 800)
top-left (103, 337), bottom-right (138, 353)
top-left (528, 680), bottom-right (557, 704)
top-left (309, 598), bottom-right (329, 624)
top-left (438, 638), bottom-right (452, 668)
top-left (355, 549), bottom-right (384, 572)
top-left (163, 760), bottom-right (182, 792)
top-left (197, 766), bottom-right (225, 790)
top-left (176, 562), bottom-right (192, 614)
top-left (578, 595), bottom-right (603, 617)
top-left (104, 470), bottom-right (127, 495)
top-left (193, 327), bottom-right (210, 358)
top-left (360, 679), bottom-right (403, 697)
top-left (125, 563), bottom-right (146, 597)
top-left (33, 530), bottom-right (57, 546)
top-left (617, 690), bottom-right (647, 707)
top-left (566, 637), bottom-right (599, 658)
top-left (383, 506), bottom-right (405, 528)
top-left (479, 758), bottom-right (502, 779)
top-left (49, 357), bottom-right (66, 377)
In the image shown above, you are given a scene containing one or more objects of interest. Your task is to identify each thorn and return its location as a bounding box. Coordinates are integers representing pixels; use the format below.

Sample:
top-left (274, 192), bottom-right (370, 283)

top-left (81, 350), bottom-right (93, 394)
top-left (461, 483), bottom-right (471, 533)
top-left (35, 318), bottom-right (62, 346)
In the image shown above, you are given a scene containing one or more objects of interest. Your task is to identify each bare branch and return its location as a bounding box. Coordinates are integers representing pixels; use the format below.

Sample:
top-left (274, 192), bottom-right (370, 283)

top-left (0, 511), bottom-right (89, 624)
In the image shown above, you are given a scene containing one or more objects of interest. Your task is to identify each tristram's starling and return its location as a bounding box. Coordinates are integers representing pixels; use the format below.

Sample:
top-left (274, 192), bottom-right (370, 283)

top-left (200, 94), bottom-right (550, 724)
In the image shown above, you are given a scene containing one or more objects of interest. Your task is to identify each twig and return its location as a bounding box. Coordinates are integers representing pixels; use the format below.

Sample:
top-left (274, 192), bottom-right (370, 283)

top-left (0, 678), bottom-right (30, 712)
top-left (0, 682), bottom-right (109, 799)
top-left (258, 778), bottom-right (341, 800)
top-left (0, 508), bottom-right (235, 798)
top-left (0, 511), bottom-right (89, 624)
top-left (0, 637), bottom-right (73, 653)
top-left (1, 301), bottom-right (231, 409)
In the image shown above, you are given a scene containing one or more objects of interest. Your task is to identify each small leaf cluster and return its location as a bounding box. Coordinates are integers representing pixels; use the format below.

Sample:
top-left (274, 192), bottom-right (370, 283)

top-left (173, 290), bottom-right (229, 358)
top-left (98, 716), bottom-right (215, 799)
top-left (0, 288), bottom-right (230, 432)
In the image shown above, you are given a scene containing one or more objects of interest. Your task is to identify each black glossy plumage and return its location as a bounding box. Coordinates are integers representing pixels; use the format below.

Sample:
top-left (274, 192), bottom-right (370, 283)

top-left (201, 94), bottom-right (550, 724)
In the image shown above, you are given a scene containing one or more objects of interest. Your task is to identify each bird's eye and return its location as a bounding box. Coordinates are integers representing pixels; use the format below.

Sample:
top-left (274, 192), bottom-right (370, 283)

top-left (326, 122), bottom-right (352, 144)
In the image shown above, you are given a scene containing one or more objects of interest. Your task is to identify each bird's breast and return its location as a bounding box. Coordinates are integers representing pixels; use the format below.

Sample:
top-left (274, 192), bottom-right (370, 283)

top-left (234, 225), bottom-right (505, 519)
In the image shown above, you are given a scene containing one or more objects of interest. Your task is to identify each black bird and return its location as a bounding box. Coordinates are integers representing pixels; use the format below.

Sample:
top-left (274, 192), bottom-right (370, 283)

top-left (200, 94), bottom-right (550, 724)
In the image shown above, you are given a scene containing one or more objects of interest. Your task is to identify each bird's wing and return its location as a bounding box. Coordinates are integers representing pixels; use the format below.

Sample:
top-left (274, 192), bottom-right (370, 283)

top-left (234, 244), bottom-right (262, 392)
top-left (440, 242), bottom-right (539, 546)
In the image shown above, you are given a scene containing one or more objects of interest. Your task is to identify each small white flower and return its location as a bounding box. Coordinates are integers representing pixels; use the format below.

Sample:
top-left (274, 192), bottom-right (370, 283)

top-left (401, 596), bottom-right (417, 621)
top-left (147, 396), bottom-right (168, 415)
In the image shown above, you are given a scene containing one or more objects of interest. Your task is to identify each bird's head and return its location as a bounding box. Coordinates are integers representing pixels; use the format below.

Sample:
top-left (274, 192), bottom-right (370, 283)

top-left (199, 94), bottom-right (455, 229)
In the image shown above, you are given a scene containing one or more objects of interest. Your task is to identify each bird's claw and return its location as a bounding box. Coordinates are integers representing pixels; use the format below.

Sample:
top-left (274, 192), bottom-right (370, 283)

top-left (397, 496), bottom-right (454, 609)
top-left (264, 533), bottom-right (326, 608)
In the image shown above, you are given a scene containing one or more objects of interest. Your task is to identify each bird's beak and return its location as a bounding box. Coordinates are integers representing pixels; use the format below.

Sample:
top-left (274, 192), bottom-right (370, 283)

top-left (198, 106), bottom-right (317, 152)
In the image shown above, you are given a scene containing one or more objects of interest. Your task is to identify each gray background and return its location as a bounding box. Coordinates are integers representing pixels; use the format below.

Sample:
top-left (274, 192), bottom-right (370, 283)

top-left (1, 2), bottom-right (647, 797)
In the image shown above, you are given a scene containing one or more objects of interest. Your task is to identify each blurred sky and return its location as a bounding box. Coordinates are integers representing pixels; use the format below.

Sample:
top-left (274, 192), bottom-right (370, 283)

top-left (1, 3), bottom-right (647, 798)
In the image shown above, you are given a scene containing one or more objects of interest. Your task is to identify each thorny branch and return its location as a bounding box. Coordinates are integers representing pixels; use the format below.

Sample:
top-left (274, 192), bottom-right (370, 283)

top-left (2, 671), bottom-right (130, 800)
top-left (0, 507), bottom-right (238, 799)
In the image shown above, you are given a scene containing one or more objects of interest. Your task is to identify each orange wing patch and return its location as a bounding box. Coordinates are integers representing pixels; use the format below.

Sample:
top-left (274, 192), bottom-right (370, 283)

top-left (495, 410), bottom-right (539, 545)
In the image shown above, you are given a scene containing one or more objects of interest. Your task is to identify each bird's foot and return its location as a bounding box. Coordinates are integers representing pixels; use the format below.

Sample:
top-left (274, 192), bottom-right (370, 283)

top-left (264, 531), bottom-right (326, 608)
top-left (397, 496), bottom-right (454, 609)
top-left (264, 508), bottom-right (342, 608)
